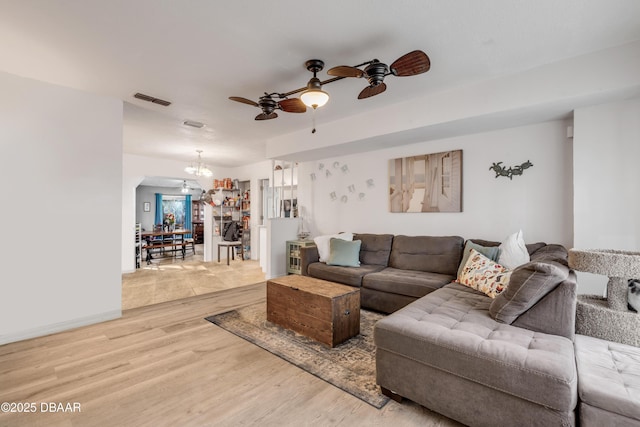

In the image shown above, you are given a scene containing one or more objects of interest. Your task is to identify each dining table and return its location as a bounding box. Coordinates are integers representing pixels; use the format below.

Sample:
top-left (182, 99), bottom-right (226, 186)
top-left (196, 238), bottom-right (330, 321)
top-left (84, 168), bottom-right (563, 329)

top-left (141, 229), bottom-right (192, 264)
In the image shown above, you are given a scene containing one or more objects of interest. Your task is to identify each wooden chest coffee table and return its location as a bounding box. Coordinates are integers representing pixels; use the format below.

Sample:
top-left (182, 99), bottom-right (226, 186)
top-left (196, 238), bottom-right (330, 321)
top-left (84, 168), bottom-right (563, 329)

top-left (266, 275), bottom-right (360, 347)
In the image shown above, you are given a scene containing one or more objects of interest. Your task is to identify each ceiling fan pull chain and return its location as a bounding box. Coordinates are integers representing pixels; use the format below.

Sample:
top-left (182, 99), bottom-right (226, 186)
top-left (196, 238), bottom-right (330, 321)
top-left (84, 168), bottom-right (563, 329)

top-left (311, 107), bottom-right (317, 134)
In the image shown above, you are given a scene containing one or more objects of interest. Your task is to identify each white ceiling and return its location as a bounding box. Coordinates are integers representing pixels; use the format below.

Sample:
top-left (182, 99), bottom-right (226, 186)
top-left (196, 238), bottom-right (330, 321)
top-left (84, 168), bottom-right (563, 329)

top-left (2, 0), bottom-right (640, 168)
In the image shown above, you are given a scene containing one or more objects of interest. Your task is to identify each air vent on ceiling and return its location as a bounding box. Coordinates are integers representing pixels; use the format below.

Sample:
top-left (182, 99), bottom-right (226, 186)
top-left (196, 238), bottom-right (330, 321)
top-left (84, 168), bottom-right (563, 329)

top-left (134, 92), bottom-right (171, 107)
top-left (183, 120), bottom-right (204, 128)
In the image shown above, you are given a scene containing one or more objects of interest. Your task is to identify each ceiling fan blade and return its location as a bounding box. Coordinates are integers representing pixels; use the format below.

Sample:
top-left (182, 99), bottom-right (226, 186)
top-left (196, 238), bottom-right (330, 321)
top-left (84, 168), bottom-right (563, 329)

top-left (327, 65), bottom-right (364, 78)
top-left (255, 112), bottom-right (278, 121)
top-left (358, 82), bottom-right (387, 99)
top-left (390, 50), bottom-right (431, 76)
top-left (229, 96), bottom-right (259, 107)
top-left (278, 98), bottom-right (306, 113)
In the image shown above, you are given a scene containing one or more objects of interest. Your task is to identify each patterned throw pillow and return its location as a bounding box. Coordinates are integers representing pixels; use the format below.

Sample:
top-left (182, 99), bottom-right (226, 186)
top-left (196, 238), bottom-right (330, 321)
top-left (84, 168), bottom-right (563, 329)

top-left (456, 240), bottom-right (501, 280)
top-left (458, 249), bottom-right (512, 298)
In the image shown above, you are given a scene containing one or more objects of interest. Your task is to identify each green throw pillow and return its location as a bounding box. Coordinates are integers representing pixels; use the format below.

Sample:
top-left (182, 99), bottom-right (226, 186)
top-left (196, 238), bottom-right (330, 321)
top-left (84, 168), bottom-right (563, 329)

top-left (457, 241), bottom-right (501, 280)
top-left (326, 238), bottom-right (361, 267)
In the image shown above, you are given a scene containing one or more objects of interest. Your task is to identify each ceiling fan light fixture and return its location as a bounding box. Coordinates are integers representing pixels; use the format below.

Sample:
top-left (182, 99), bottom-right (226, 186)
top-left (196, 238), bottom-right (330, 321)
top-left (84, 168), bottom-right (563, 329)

top-left (301, 77), bottom-right (329, 109)
top-left (185, 150), bottom-right (213, 177)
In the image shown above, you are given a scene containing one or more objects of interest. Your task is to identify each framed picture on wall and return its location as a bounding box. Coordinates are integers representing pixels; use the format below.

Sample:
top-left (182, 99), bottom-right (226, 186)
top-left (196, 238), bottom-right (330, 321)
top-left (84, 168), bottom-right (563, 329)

top-left (389, 149), bottom-right (463, 213)
top-left (143, 202), bottom-right (150, 212)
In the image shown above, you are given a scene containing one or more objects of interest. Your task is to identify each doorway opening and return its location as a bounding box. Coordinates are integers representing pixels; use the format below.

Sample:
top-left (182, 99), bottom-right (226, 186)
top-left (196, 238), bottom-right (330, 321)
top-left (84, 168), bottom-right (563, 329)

top-left (124, 176), bottom-right (265, 310)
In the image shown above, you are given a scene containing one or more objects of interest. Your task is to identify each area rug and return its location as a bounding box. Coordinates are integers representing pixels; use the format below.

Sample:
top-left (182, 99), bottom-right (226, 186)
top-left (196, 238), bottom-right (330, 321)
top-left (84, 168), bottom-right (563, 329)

top-left (205, 303), bottom-right (389, 408)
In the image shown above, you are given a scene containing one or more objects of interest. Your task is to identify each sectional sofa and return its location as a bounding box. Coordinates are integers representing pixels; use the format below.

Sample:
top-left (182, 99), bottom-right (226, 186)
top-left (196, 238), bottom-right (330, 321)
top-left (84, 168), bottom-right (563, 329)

top-left (299, 233), bottom-right (580, 426)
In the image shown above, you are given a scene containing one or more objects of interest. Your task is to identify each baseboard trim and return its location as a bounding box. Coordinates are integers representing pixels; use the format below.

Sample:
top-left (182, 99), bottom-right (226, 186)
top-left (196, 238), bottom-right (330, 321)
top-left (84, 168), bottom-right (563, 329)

top-left (0, 310), bottom-right (122, 346)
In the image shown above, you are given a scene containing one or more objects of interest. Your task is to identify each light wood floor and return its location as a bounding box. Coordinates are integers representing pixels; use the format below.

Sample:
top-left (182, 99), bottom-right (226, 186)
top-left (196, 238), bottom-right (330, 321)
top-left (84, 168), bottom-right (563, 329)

top-left (0, 282), bottom-right (461, 427)
top-left (122, 244), bottom-right (266, 310)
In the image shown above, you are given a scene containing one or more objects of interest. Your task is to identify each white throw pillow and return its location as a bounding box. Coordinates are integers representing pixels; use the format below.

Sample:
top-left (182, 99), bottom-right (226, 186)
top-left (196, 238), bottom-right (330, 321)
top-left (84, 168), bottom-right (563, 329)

top-left (313, 233), bottom-right (354, 262)
top-left (498, 230), bottom-right (530, 270)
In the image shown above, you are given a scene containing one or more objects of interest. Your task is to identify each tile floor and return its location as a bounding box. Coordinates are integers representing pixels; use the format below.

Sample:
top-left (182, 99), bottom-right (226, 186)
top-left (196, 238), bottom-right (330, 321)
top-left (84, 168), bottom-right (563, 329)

top-left (122, 244), bottom-right (266, 310)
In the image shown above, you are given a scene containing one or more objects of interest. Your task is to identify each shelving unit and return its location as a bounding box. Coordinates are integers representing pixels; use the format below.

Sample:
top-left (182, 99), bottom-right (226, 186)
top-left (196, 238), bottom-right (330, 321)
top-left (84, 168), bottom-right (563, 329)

top-left (286, 240), bottom-right (316, 275)
top-left (211, 179), bottom-right (251, 260)
top-left (239, 180), bottom-right (251, 260)
top-left (213, 187), bottom-right (241, 238)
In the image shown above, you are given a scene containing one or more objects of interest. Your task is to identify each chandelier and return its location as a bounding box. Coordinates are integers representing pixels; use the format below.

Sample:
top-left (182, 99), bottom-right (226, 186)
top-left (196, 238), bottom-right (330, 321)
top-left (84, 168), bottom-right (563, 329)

top-left (184, 150), bottom-right (212, 177)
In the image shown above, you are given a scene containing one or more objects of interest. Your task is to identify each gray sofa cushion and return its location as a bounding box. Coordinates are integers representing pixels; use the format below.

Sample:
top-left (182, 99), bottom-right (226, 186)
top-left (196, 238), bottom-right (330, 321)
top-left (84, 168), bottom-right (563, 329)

top-left (307, 262), bottom-right (386, 287)
top-left (353, 233), bottom-right (394, 266)
top-left (389, 235), bottom-right (463, 275)
top-left (529, 243), bottom-right (569, 264)
top-left (490, 259), bottom-right (570, 324)
top-left (510, 276), bottom-right (577, 339)
top-left (575, 334), bottom-right (640, 424)
top-left (374, 283), bottom-right (577, 412)
top-left (361, 288), bottom-right (418, 314)
top-left (489, 244), bottom-right (571, 326)
top-left (469, 239), bottom-right (547, 256)
top-left (363, 267), bottom-right (454, 298)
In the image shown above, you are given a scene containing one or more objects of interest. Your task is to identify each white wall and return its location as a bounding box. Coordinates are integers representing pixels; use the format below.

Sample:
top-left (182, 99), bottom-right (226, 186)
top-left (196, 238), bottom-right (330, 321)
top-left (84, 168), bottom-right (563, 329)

top-left (297, 120), bottom-right (573, 249)
top-left (573, 97), bottom-right (640, 294)
top-left (0, 71), bottom-right (123, 344)
top-left (266, 218), bottom-right (299, 279)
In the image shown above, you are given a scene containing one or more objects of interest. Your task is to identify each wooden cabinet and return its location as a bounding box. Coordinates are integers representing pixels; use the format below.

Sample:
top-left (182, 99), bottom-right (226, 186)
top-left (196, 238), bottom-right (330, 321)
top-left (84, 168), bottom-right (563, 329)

top-left (192, 222), bottom-right (204, 244)
top-left (191, 200), bottom-right (205, 244)
top-left (192, 200), bottom-right (204, 222)
top-left (286, 240), bottom-right (316, 274)
top-left (135, 223), bottom-right (142, 269)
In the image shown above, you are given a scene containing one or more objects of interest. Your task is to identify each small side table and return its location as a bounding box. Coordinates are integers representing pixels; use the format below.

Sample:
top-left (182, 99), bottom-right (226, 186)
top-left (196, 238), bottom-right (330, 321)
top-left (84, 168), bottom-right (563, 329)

top-left (286, 240), bottom-right (316, 275)
top-left (218, 241), bottom-right (242, 265)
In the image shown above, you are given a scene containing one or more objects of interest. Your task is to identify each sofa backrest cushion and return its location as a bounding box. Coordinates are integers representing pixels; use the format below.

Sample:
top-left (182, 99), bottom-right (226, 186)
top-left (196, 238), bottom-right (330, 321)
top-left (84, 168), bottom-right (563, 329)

top-left (510, 273), bottom-right (577, 340)
top-left (353, 233), bottom-right (394, 266)
top-left (469, 239), bottom-right (546, 256)
top-left (489, 244), bottom-right (573, 329)
top-left (529, 244), bottom-right (569, 264)
top-left (389, 235), bottom-right (464, 275)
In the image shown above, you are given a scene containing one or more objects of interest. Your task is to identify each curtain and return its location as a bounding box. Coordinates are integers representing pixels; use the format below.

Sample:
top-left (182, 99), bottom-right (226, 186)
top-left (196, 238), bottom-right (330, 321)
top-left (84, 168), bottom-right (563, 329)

top-left (155, 193), bottom-right (163, 226)
top-left (185, 195), bottom-right (192, 238)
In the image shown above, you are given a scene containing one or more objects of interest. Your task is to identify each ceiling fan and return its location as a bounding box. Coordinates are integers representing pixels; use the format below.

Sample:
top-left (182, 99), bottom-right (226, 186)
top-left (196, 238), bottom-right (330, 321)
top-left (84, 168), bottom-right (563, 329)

top-left (327, 50), bottom-right (431, 99)
top-left (229, 50), bottom-right (430, 121)
top-left (228, 93), bottom-right (307, 121)
top-left (229, 59), bottom-right (347, 121)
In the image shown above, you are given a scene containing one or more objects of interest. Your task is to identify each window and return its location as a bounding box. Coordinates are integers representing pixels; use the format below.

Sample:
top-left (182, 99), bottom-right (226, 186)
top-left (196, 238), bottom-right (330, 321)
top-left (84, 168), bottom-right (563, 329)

top-left (162, 196), bottom-right (186, 225)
